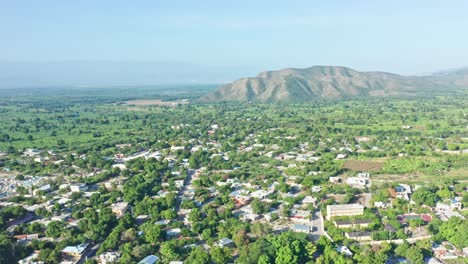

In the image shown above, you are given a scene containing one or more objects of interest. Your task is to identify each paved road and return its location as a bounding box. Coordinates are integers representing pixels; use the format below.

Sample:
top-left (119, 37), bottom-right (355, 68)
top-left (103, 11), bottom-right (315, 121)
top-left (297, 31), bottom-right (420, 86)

top-left (310, 210), bottom-right (324, 241)
top-left (77, 242), bottom-right (101, 264)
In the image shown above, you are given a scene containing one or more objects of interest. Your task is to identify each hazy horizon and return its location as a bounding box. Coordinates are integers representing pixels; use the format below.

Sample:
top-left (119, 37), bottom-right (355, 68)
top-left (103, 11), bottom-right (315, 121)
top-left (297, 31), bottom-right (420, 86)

top-left (1, 0), bottom-right (467, 87)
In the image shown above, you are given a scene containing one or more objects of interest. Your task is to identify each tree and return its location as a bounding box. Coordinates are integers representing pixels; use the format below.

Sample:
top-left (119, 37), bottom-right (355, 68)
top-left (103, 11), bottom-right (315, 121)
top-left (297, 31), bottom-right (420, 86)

top-left (0, 234), bottom-right (18, 263)
top-left (439, 216), bottom-right (468, 249)
top-left (251, 198), bottom-right (265, 214)
top-left (28, 222), bottom-right (44, 234)
top-left (258, 254), bottom-right (271, 264)
top-left (160, 241), bottom-right (180, 261)
top-left (275, 245), bottom-right (298, 264)
top-left (210, 246), bottom-right (231, 264)
top-left (185, 247), bottom-right (211, 264)
top-left (411, 187), bottom-right (438, 207)
top-left (45, 221), bottom-right (64, 238)
top-left (405, 246), bottom-right (424, 264)
top-left (251, 222), bottom-right (271, 237)
top-left (142, 223), bottom-right (163, 245)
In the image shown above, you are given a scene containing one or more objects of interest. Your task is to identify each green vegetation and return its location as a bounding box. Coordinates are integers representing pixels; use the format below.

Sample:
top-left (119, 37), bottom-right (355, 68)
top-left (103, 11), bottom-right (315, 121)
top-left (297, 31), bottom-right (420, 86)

top-left (0, 87), bottom-right (466, 263)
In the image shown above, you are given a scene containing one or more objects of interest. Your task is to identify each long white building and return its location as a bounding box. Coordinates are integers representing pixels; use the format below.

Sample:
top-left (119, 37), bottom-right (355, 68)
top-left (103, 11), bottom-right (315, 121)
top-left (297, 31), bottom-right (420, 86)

top-left (326, 204), bottom-right (364, 220)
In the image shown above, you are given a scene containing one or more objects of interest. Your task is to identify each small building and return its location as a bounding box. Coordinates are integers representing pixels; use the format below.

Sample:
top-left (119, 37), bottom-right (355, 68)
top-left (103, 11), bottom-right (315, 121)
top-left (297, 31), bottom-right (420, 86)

top-left (292, 224), bottom-right (311, 233)
top-left (174, 180), bottom-right (184, 188)
top-left (302, 196), bottom-right (317, 206)
top-left (70, 183), bottom-right (88, 193)
top-left (333, 219), bottom-right (372, 229)
top-left (111, 202), bottom-right (128, 218)
top-left (336, 246), bottom-right (353, 257)
top-left (336, 154), bottom-right (347, 159)
top-left (326, 204), bottom-right (364, 220)
top-left (216, 238), bottom-right (234, 248)
top-left (450, 198), bottom-right (462, 210)
top-left (166, 228), bottom-right (181, 238)
top-left (345, 231), bottom-right (372, 241)
top-left (329, 177), bottom-right (341, 183)
top-left (374, 201), bottom-right (388, 209)
top-left (33, 184), bottom-right (51, 196)
top-left (62, 243), bottom-right (89, 258)
top-left (98, 251), bottom-right (121, 264)
top-left (138, 255), bottom-right (160, 264)
top-left (243, 213), bottom-right (261, 222)
top-left (311, 186), bottom-right (322, 193)
top-left (290, 210), bottom-right (311, 221)
top-left (136, 215), bottom-right (149, 225)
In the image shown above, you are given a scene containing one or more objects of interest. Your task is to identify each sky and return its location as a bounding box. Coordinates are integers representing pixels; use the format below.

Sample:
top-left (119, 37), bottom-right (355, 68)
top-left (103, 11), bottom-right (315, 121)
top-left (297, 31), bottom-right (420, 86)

top-left (0, 0), bottom-right (467, 86)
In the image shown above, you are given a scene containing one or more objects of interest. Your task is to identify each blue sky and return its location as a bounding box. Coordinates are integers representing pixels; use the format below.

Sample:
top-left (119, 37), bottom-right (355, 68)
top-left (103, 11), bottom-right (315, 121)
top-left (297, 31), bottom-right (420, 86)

top-left (0, 0), bottom-right (467, 86)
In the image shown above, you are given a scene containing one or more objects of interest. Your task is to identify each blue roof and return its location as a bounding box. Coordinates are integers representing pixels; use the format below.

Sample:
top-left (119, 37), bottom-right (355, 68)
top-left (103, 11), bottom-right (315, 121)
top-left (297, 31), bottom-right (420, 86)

top-left (62, 243), bottom-right (89, 254)
top-left (138, 255), bottom-right (159, 264)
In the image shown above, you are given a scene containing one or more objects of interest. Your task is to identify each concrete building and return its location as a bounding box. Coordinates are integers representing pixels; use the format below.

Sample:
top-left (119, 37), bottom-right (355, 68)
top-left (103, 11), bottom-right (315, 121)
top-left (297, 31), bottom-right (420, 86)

top-left (345, 231), bottom-right (372, 241)
top-left (70, 183), bottom-right (88, 193)
top-left (292, 224), bottom-right (311, 233)
top-left (98, 251), bottom-right (121, 264)
top-left (326, 204), bottom-right (364, 220)
top-left (333, 219), bottom-right (372, 229)
top-left (111, 202), bottom-right (128, 218)
top-left (61, 243), bottom-right (89, 258)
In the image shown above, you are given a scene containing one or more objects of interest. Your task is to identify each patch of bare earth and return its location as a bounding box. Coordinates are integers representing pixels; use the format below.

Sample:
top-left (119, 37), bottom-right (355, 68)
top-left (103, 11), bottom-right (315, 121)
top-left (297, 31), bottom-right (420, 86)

top-left (343, 160), bottom-right (384, 171)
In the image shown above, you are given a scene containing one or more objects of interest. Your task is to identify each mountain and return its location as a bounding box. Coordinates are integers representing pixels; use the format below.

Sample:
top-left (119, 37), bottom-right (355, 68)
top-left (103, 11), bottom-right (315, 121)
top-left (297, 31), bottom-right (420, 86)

top-left (200, 66), bottom-right (466, 103)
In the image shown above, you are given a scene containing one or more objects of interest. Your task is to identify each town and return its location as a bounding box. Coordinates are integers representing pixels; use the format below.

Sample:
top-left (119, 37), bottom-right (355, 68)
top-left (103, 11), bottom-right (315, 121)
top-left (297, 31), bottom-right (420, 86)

top-left (0, 95), bottom-right (466, 264)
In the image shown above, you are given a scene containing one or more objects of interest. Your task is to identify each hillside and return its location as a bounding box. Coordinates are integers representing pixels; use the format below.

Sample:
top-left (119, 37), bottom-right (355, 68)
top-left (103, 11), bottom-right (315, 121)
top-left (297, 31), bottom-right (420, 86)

top-left (200, 66), bottom-right (465, 103)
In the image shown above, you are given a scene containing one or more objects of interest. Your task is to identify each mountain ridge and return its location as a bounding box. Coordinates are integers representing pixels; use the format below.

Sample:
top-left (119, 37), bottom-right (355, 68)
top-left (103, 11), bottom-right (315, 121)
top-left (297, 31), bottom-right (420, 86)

top-left (200, 65), bottom-right (466, 103)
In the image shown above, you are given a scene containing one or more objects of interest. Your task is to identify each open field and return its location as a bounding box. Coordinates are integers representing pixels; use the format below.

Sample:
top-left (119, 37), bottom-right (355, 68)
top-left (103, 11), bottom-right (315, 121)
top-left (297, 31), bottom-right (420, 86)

top-left (342, 160), bottom-right (384, 171)
top-left (124, 99), bottom-right (190, 106)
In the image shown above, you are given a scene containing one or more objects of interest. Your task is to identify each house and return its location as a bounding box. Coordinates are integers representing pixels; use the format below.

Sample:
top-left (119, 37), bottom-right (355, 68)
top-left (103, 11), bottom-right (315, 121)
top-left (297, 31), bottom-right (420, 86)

top-left (374, 201), bottom-right (388, 209)
top-left (174, 180), bottom-right (184, 188)
top-left (326, 204), bottom-right (364, 220)
top-left (336, 154), bottom-right (347, 159)
top-left (346, 177), bottom-right (367, 187)
top-left (70, 183), bottom-right (88, 193)
top-left (334, 219), bottom-right (372, 229)
top-left (450, 198), bottom-right (462, 210)
top-left (23, 149), bottom-right (40, 157)
top-left (357, 172), bottom-right (370, 179)
top-left (243, 213), bottom-right (261, 222)
top-left (216, 238), bottom-right (234, 248)
top-left (138, 255), bottom-right (160, 264)
top-left (136, 215), bottom-right (149, 225)
top-left (329, 177), bottom-right (341, 183)
top-left (290, 210), bottom-right (311, 221)
top-left (33, 184), bottom-right (51, 196)
top-left (13, 234), bottom-right (39, 241)
top-left (432, 242), bottom-right (458, 260)
top-left (393, 184), bottom-right (412, 201)
top-left (166, 228), bottom-right (181, 238)
top-left (250, 189), bottom-right (271, 199)
top-left (18, 252), bottom-right (43, 264)
top-left (345, 231), bottom-right (372, 241)
top-left (111, 202), bottom-right (128, 218)
top-left (336, 246), bottom-right (353, 256)
top-left (292, 224), bottom-right (311, 233)
top-left (169, 262), bottom-right (184, 264)
top-left (62, 243), bottom-right (89, 258)
top-left (98, 251), bottom-right (121, 264)
top-left (302, 196), bottom-right (317, 206)
top-left (311, 186), bottom-right (322, 193)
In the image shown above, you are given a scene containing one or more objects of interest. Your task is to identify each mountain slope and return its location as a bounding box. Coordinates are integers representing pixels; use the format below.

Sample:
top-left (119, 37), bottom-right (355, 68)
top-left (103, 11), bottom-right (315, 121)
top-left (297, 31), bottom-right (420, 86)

top-left (200, 66), bottom-right (462, 103)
